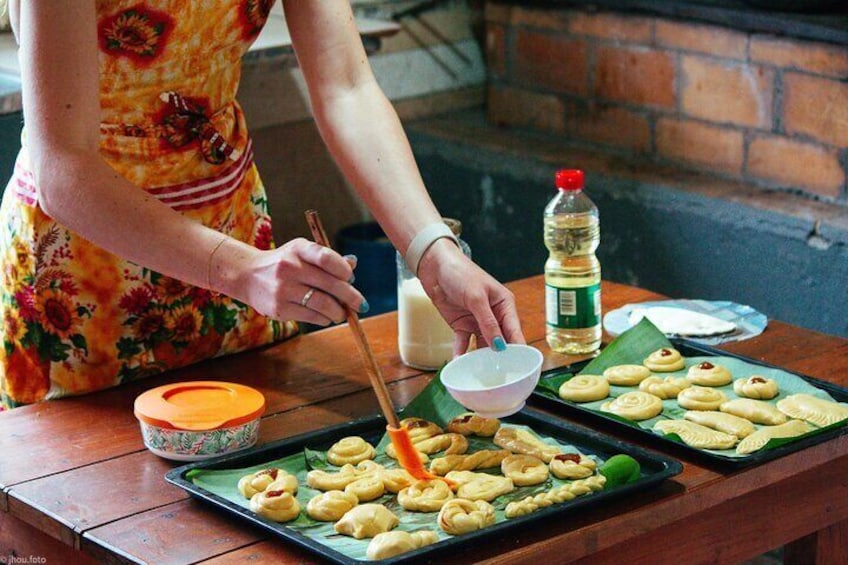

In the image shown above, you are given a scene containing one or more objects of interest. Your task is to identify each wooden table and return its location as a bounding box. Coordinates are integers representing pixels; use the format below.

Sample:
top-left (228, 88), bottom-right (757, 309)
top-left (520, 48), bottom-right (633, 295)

top-left (2, 276), bottom-right (847, 564)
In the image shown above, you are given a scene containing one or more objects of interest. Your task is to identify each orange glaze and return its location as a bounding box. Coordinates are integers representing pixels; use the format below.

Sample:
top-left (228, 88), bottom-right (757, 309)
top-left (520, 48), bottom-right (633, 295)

top-left (387, 424), bottom-right (456, 488)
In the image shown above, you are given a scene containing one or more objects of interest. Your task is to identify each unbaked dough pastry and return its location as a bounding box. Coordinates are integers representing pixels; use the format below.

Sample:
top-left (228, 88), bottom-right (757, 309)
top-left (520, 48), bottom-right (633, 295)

top-left (603, 364), bottom-right (652, 386)
top-left (238, 468), bottom-right (283, 499)
top-left (306, 490), bottom-right (359, 522)
top-left (429, 449), bottom-right (511, 476)
top-left (344, 474), bottom-right (386, 502)
top-left (643, 348), bottom-right (685, 372)
top-left (686, 361), bottom-right (732, 386)
top-left (398, 479), bottom-right (455, 512)
top-left (446, 413), bottom-right (501, 437)
top-left (249, 489), bottom-right (301, 522)
top-left (493, 426), bottom-right (561, 463)
top-left (265, 473), bottom-right (298, 497)
top-left (639, 376), bottom-right (691, 399)
top-left (683, 410), bottom-right (755, 439)
top-left (445, 471), bottom-right (515, 502)
top-left (505, 475), bottom-right (606, 519)
top-left (733, 376), bottom-right (779, 400)
top-left (654, 419), bottom-right (738, 449)
top-left (366, 530), bottom-right (439, 560)
top-left (438, 498), bottom-right (496, 535)
top-left (306, 464), bottom-right (360, 491)
top-left (558, 374), bottom-right (610, 403)
top-left (327, 436), bottom-right (376, 466)
top-left (677, 386), bottom-right (728, 411)
top-left (777, 394), bottom-right (848, 428)
top-left (386, 433), bottom-right (468, 459)
top-left (600, 391), bottom-right (663, 421)
top-left (380, 468), bottom-right (416, 494)
top-left (736, 420), bottom-right (810, 455)
top-left (334, 503), bottom-right (399, 539)
top-left (400, 417), bottom-right (444, 443)
top-left (500, 455), bottom-right (549, 486)
top-left (549, 453), bottom-right (597, 480)
top-left (720, 398), bottom-right (787, 426)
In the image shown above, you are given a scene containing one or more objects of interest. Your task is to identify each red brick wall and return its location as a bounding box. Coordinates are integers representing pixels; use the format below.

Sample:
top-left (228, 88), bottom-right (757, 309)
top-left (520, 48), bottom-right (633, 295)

top-left (485, 4), bottom-right (848, 201)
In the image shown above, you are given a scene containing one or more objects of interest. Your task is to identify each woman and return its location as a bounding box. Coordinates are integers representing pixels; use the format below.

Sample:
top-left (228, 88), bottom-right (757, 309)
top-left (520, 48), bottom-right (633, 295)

top-left (0, 1), bottom-right (524, 409)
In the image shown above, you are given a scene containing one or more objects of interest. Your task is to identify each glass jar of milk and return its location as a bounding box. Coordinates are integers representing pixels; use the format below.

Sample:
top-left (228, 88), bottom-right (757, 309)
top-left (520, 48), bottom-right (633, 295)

top-left (397, 218), bottom-right (471, 370)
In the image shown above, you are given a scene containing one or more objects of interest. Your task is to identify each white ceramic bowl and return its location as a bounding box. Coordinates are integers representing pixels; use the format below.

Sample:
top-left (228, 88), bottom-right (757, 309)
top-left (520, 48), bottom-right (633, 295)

top-left (440, 344), bottom-right (543, 418)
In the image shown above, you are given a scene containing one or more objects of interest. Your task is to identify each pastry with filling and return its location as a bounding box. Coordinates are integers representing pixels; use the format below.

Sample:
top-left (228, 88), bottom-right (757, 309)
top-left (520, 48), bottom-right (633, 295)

top-left (686, 361), bottom-right (732, 386)
top-left (643, 348), bottom-right (686, 372)
top-left (493, 426), bottom-right (561, 462)
top-left (500, 454), bottom-right (549, 486)
top-left (736, 420), bottom-right (810, 455)
top-left (549, 453), bottom-right (597, 480)
top-left (398, 479), bottom-right (455, 512)
top-left (237, 468), bottom-right (283, 499)
top-left (603, 364), bottom-right (652, 386)
top-left (720, 398), bottom-right (788, 426)
top-left (445, 471), bottom-right (515, 502)
top-left (683, 410), bottom-right (755, 439)
top-left (334, 504), bottom-right (400, 539)
top-left (677, 386), bottom-right (728, 411)
top-left (366, 530), bottom-right (439, 560)
top-left (386, 433), bottom-right (468, 459)
top-left (639, 376), bottom-right (691, 399)
top-left (558, 375), bottom-right (610, 403)
top-left (446, 413), bottom-right (501, 437)
top-left (733, 376), bottom-right (779, 400)
top-left (654, 419), bottom-right (738, 449)
top-left (249, 489), bottom-right (301, 522)
top-left (344, 474), bottom-right (386, 502)
top-left (429, 449), bottom-right (511, 476)
top-left (306, 490), bottom-right (359, 522)
top-left (265, 473), bottom-right (298, 496)
top-left (438, 498), bottom-right (496, 535)
top-left (505, 475), bottom-right (606, 519)
top-left (400, 417), bottom-right (443, 443)
top-left (600, 391), bottom-right (663, 421)
top-left (776, 394), bottom-right (848, 428)
top-left (327, 436), bottom-right (376, 466)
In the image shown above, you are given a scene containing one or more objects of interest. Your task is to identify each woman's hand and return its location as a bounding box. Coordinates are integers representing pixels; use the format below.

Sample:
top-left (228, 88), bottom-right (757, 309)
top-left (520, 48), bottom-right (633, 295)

top-left (417, 240), bottom-right (526, 356)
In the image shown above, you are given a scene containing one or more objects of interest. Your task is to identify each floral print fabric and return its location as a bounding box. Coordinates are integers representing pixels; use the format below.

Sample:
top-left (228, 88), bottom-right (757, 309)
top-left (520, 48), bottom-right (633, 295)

top-left (0, 0), bottom-right (295, 408)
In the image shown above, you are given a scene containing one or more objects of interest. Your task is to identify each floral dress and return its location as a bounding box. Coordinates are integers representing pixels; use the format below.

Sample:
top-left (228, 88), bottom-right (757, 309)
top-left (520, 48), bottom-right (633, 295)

top-left (0, 0), bottom-right (297, 409)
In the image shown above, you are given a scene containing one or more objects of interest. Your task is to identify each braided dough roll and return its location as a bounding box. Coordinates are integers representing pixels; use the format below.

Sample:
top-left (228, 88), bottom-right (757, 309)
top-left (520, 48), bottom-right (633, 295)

top-left (249, 489), bottom-right (301, 522)
top-left (733, 376), bottom-right (779, 400)
top-left (603, 364), bottom-right (652, 386)
top-left (429, 449), bottom-right (511, 476)
top-left (686, 361), bottom-right (732, 386)
top-left (398, 479), bottom-right (455, 512)
top-left (558, 375), bottom-right (610, 403)
top-left (306, 490), bottom-right (359, 522)
top-left (600, 391), bottom-right (663, 421)
top-left (446, 413), bottom-right (501, 437)
top-left (549, 453), bottom-right (597, 480)
top-left (327, 436), bottom-right (376, 466)
top-left (505, 475), bottom-right (607, 518)
top-left (366, 530), bottom-right (439, 560)
top-left (500, 455), bottom-right (549, 486)
top-left (438, 498), bottom-right (496, 535)
top-left (493, 426), bottom-right (561, 463)
top-left (677, 386), bottom-right (728, 411)
top-left (639, 376), bottom-right (691, 399)
top-left (643, 348), bottom-right (685, 372)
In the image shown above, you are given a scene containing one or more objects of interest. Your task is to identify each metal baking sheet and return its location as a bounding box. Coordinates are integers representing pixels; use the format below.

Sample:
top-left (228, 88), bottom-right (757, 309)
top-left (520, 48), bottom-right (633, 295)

top-left (166, 408), bottom-right (682, 564)
top-left (532, 339), bottom-right (848, 469)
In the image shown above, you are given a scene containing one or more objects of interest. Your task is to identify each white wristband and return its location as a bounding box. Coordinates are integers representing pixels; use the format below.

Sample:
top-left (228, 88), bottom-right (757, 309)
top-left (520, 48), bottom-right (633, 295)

top-left (404, 222), bottom-right (459, 277)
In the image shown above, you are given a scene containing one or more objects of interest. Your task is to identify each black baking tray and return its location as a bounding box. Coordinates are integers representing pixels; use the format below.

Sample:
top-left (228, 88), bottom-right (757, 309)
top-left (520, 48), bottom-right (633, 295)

top-left (166, 407), bottom-right (682, 565)
top-left (532, 338), bottom-right (848, 469)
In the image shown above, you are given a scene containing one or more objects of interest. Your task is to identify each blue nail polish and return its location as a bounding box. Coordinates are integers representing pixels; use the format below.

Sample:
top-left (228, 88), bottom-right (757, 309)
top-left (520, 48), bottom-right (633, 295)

top-left (359, 299), bottom-right (370, 314)
top-left (493, 336), bottom-right (506, 352)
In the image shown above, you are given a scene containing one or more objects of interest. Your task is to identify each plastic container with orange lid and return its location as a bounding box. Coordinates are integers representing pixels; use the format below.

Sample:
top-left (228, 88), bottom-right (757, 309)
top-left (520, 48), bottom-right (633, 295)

top-left (134, 381), bottom-right (265, 461)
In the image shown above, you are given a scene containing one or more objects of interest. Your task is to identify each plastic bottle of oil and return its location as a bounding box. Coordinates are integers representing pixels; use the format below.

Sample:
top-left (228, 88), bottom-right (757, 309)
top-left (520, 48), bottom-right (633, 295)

top-left (544, 169), bottom-right (602, 354)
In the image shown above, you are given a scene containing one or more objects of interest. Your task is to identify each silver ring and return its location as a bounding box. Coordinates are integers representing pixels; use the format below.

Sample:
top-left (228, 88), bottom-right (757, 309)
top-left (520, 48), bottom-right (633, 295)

top-left (299, 287), bottom-right (315, 308)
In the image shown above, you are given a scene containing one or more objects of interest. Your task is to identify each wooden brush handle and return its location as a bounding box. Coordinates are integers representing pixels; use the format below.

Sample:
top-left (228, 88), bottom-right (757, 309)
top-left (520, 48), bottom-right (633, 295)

top-left (305, 210), bottom-right (400, 429)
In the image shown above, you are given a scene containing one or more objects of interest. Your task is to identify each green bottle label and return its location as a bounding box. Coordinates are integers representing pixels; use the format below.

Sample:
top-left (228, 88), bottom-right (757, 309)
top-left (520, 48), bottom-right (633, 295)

top-left (545, 283), bottom-right (601, 329)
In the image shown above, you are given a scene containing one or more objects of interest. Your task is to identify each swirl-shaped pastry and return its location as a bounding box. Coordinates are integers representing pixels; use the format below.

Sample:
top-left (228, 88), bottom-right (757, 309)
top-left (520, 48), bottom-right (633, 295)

top-left (733, 376), bottom-right (779, 400)
top-left (505, 475), bottom-right (606, 519)
top-left (777, 394), bottom-right (848, 428)
top-left (386, 433), bottom-right (468, 459)
top-left (334, 503), bottom-right (399, 539)
top-left (500, 455), bottom-right (549, 486)
top-left (654, 419), bottom-right (738, 449)
top-left (249, 489), bottom-right (301, 522)
top-left (600, 391), bottom-right (663, 421)
top-left (380, 468), bottom-right (416, 494)
top-left (237, 468), bottom-right (283, 499)
top-left (398, 479), bottom-right (455, 512)
top-left (558, 375), bottom-right (610, 403)
top-left (639, 376), bottom-right (691, 399)
top-left (686, 361), bottom-right (732, 386)
top-left (306, 464), bottom-right (361, 491)
top-left (493, 426), bottom-right (561, 463)
top-left (327, 436), bottom-right (376, 466)
top-left (446, 413), bottom-right (501, 437)
top-left (683, 410), bottom-right (755, 439)
top-left (736, 420), bottom-right (809, 455)
top-left (677, 386), bottom-right (728, 411)
top-left (429, 449), bottom-right (511, 476)
top-left (265, 474), bottom-right (298, 497)
top-left (344, 474), bottom-right (386, 502)
top-left (438, 498), bottom-right (496, 535)
top-left (306, 490), bottom-right (359, 522)
top-left (720, 398), bottom-right (787, 426)
top-left (549, 453), bottom-right (597, 480)
top-left (366, 530), bottom-right (439, 560)
top-left (445, 471), bottom-right (515, 502)
top-left (643, 348), bottom-right (685, 372)
top-left (603, 364), bottom-right (652, 386)
top-left (401, 418), bottom-right (443, 443)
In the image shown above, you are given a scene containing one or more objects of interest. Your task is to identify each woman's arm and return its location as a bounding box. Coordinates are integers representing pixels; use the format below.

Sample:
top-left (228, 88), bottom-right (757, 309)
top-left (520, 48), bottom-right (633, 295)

top-left (15, 1), bottom-right (362, 326)
top-left (282, 0), bottom-right (524, 351)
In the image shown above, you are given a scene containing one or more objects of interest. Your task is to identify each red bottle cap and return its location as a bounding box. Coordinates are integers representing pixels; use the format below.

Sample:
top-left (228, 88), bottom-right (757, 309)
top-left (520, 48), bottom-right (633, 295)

top-left (555, 169), bottom-right (584, 191)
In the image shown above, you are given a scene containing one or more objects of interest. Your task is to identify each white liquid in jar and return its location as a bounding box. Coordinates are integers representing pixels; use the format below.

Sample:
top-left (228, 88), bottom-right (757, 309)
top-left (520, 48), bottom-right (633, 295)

top-left (398, 278), bottom-right (454, 370)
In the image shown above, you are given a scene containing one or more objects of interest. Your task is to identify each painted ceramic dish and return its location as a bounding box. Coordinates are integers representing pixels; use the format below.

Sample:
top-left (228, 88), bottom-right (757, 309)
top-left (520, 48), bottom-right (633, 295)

top-left (134, 381), bottom-right (265, 461)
